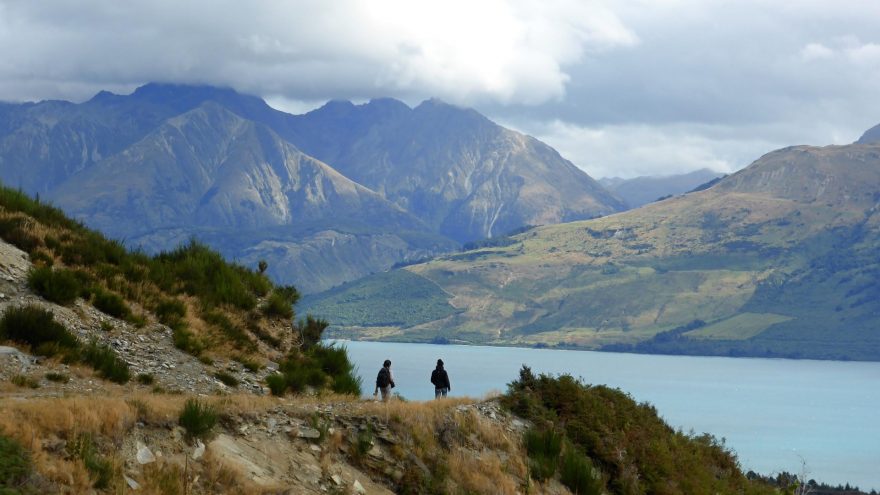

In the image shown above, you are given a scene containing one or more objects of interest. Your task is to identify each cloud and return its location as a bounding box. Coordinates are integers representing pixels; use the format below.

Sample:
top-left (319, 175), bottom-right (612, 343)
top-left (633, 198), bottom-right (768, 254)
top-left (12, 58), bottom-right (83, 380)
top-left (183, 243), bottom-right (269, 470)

top-left (0, 0), bottom-right (636, 104)
top-left (503, 115), bottom-right (866, 180)
top-left (801, 43), bottom-right (834, 61)
top-left (1, 0), bottom-right (879, 180)
top-left (515, 120), bottom-right (774, 179)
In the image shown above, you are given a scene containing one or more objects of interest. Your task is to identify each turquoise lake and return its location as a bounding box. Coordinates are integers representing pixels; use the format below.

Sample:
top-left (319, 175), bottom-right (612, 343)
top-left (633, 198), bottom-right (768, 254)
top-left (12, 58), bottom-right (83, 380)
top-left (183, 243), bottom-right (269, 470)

top-left (335, 340), bottom-right (880, 491)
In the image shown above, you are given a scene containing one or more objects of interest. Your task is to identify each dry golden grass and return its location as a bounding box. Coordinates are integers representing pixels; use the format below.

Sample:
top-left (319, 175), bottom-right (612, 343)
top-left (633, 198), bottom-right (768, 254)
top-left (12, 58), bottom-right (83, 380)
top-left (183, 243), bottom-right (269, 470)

top-left (448, 450), bottom-right (520, 495)
top-left (0, 396), bottom-right (134, 492)
top-left (137, 451), bottom-right (266, 495)
top-left (0, 385), bottom-right (535, 494)
top-left (359, 398), bottom-right (533, 493)
top-left (0, 393), bottom-right (290, 493)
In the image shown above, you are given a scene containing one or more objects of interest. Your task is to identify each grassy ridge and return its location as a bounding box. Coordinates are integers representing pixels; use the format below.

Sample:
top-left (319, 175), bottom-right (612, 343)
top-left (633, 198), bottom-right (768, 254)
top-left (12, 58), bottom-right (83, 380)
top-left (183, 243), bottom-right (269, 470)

top-left (503, 367), bottom-right (776, 494)
top-left (0, 184), bottom-right (277, 358)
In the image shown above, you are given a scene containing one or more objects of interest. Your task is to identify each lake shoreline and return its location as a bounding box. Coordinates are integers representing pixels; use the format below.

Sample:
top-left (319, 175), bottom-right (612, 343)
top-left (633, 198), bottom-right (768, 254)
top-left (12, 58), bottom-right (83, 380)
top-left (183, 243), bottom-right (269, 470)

top-left (334, 339), bottom-right (880, 491)
top-left (325, 332), bottom-right (878, 364)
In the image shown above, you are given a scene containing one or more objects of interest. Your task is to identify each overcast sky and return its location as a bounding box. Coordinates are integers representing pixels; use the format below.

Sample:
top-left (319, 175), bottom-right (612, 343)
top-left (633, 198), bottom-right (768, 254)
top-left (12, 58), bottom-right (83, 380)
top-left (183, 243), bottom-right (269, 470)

top-left (1, 0), bottom-right (879, 178)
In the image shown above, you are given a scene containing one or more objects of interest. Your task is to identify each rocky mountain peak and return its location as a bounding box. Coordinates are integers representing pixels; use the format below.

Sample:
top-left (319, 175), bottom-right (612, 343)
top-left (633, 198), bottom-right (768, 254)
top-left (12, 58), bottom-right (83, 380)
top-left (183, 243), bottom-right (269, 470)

top-left (856, 122), bottom-right (880, 144)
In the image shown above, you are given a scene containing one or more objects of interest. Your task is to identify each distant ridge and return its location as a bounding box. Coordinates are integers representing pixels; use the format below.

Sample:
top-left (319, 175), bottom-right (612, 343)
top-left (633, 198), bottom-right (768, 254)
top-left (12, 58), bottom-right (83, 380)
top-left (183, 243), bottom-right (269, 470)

top-left (599, 168), bottom-right (724, 208)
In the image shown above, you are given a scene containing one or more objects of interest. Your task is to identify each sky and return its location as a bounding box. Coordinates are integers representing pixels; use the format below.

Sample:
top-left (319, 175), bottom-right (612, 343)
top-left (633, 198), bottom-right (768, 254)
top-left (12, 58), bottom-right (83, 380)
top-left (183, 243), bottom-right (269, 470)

top-left (1, 0), bottom-right (879, 179)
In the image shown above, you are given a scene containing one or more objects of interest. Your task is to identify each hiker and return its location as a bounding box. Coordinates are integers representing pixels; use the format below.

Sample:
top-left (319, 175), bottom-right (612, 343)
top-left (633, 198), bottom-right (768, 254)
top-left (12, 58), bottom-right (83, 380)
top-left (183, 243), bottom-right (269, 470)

top-left (373, 359), bottom-right (395, 401)
top-left (430, 359), bottom-right (451, 398)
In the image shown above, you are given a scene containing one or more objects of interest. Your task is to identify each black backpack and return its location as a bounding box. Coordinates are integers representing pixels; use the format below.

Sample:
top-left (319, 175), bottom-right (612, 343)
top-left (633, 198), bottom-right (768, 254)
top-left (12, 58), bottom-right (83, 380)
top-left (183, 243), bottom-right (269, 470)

top-left (377, 367), bottom-right (391, 388)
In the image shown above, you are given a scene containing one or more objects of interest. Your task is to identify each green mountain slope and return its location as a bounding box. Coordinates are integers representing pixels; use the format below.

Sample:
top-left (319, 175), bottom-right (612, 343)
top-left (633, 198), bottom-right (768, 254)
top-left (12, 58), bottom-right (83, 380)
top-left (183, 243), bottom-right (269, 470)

top-left (303, 141), bottom-right (880, 360)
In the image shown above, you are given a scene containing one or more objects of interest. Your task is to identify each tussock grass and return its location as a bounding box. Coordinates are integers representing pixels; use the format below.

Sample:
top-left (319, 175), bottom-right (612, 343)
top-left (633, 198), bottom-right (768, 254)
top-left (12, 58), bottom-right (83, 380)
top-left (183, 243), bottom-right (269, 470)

top-left (213, 371), bottom-right (239, 388)
top-left (178, 399), bottom-right (218, 441)
top-left (81, 340), bottom-right (130, 384)
top-left (0, 433), bottom-right (31, 491)
top-left (448, 450), bottom-right (521, 495)
top-left (360, 397), bottom-right (528, 493)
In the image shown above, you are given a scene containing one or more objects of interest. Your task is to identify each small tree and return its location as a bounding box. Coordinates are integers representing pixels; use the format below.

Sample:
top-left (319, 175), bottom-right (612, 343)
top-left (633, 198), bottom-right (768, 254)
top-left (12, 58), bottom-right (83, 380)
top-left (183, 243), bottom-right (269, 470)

top-left (257, 260), bottom-right (268, 274)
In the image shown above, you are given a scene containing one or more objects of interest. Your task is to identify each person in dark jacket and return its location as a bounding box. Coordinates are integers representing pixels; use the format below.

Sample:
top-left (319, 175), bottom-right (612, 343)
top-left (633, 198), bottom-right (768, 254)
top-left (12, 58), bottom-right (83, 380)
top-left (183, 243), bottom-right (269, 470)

top-left (430, 359), bottom-right (451, 398)
top-left (374, 359), bottom-right (395, 401)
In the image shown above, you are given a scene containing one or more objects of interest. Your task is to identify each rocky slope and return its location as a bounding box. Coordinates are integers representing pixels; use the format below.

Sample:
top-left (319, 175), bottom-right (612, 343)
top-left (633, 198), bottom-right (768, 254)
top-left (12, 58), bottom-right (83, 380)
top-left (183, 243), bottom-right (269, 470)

top-left (48, 101), bottom-right (448, 293)
top-left (303, 137), bottom-right (880, 361)
top-left (0, 231), bottom-right (271, 396)
top-left (0, 83), bottom-right (622, 293)
top-left (284, 98), bottom-right (625, 242)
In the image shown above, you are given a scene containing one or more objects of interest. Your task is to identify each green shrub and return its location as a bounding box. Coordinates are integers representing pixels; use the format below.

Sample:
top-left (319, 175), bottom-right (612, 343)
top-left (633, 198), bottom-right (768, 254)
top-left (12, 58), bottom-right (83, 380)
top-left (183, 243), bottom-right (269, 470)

top-left (524, 428), bottom-right (562, 481)
top-left (311, 343), bottom-right (361, 395)
top-left (43, 235), bottom-right (61, 250)
top-left (560, 448), bottom-right (602, 495)
top-left (0, 216), bottom-right (41, 252)
top-left (27, 266), bottom-right (81, 305)
top-left (296, 315), bottom-right (328, 350)
top-left (202, 310), bottom-right (254, 351)
top-left (179, 399), bottom-right (218, 441)
top-left (150, 240), bottom-right (267, 310)
top-left (308, 414), bottom-right (330, 443)
top-left (331, 371), bottom-right (363, 395)
top-left (136, 373), bottom-right (155, 385)
top-left (0, 433), bottom-right (31, 489)
top-left (10, 375), bottom-right (39, 389)
top-left (67, 433), bottom-right (114, 489)
top-left (0, 305), bottom-right (78, 352)
top-left (236, 356), bottom-right (262, 372)
top-left (265, 373), bottom-right (288, 396)
top-left (44, 372), bottom-right (69, 383)
top-left (127, 313), bottom-right (147, 328)
top-left (154, 298), bottom-right (186, 327)
top-left (172, 327), bottom-right (204, 356)
top-left (503, 367), bottom-right (771, 495)
top-left (91, 289), bottom-right (130, 319)
top-left (248, 321), bottom-right (281, 348)
top-left (354, 425), bottom-right (374, 458)
top-left (213, 371), bottom-right (239, 388)
top-left (269, 343), bottom-right (362, 397)
top-left (28, 250), bottom-right (54, 266)
top-left (81, 340), bottom-right (130, 384)
top-left (262, 291), bottom-right (294, 319)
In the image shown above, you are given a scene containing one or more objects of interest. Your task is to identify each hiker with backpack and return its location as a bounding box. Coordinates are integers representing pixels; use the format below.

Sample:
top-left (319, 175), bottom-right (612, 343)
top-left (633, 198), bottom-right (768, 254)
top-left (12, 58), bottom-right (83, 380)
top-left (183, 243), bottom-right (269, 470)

top-left (373, 359), bottom-right (395, 401)
top-left (430, 359), bottom-right (451, 398)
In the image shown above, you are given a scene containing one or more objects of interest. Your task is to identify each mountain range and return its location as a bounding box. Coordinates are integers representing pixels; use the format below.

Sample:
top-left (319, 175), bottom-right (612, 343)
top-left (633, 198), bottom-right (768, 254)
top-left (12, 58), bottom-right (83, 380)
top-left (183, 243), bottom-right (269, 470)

top-left (303, 131), bottom-right (880, 361)
top-left (0, 83), bottom-right (624, 293)
top-left (599, 168), bottom-right (725, 208)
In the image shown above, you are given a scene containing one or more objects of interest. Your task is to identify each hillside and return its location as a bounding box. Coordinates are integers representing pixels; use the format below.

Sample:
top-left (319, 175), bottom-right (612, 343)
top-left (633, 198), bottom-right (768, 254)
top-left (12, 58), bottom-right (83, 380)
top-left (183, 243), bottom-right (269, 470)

top-left (0, 83), bottom-right (623, 293)
top-left (303, 139), bottom-right (880, 361)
